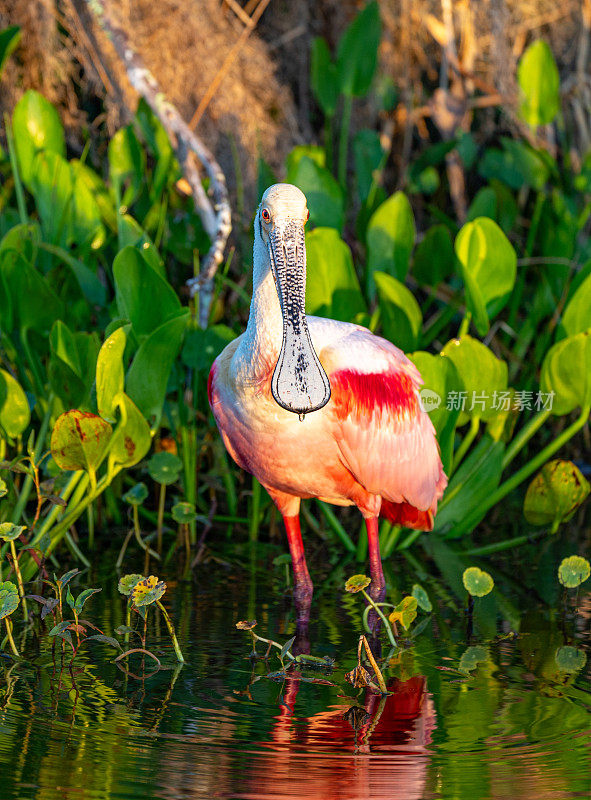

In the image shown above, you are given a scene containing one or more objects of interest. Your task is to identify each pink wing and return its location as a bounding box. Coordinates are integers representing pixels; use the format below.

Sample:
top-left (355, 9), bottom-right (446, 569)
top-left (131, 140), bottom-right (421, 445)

top-left (319, 327), bottom-right (447, 529)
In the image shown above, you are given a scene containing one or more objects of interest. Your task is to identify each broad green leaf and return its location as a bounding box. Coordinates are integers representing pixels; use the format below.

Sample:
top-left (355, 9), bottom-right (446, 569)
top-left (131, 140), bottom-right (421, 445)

top-left (181, 325), bottom-right (236, 373)
top-left (108, 125), bottom-right (145, 205)
top-left (123, 482), bottom-right (148, 506)
top-left (540, 330), bottom-right (591, 415)
top-left (74, 587), bottom-right (102, 613)
top-left (49, 320), bottom-right (99, 409)
top-left (305, 228), bottom-right (366, 322)
top-left (147, 451), bottom-right (182, 485)
top-left (0, 26), bottom-right (21, 76)
top-left (524, 460), bottom-right (590, 532)
top-left (116, 215), bottom-right (164, 275)
top-left (108, 392), bottom-right (151, 469)
top-left (367, 191), bottom-right (415, 281)
top-left (374, 271), bottom-right (421, 351)
top-left (558, 555), bottom-right (590, 588)
top-left (118, 574), bottom-right (144, 597)
top-left (0, 221), bottom-right (41, 265)
top-left (0, 581), bottom-right (20, 619)
top-left (58, 568), bottom-right (79, 589)
top-left (71, 160), bottom-right (118, 232)
top-left (560, 272), bottom-right (591, 339)
top-left (0, 523), bottom-right (26, 542)
top-left (172, 501), bottom-right (197, 524)
top-left (131, 575), bottom-right (166, 607)
top-left (293, 157), bottom-right (344, 231)
top-left (353, 129), bottom-right (384, 204)
top-left (44, 244), bottom-right (107, 306)
top-left (285, 146), bottom-right (326, 183)
top-left (337, 1), bottom-right (381, 97)
top-left (113, 246), bottom-right (182, 337)
top-left (126, 311), bottom-right (189, 430)
top-left (85, 634), bottom-right (122, 650)
top-left (311, 37), bottom-right (339, 116)
top-left (389, 596), bottom-right (418, 629)
top-left (29, 150), bottom-right (72, 246)
top-left (517, 40), bottom-right (560, 127)
top-left (459, 645), bottom-right (488, 672)
top-left (555, 646), bottom-right (586, 673)
top-left (478, 138), bottom-right (550, 191)
top-left (463, 567), bottom-right (494, 597)
top-left (455, 217), bottom-right (517, 335)
top-left (70, 162), bottom-right (105, 249)
top-left (96, 326), bottom-right (128, 422)
top-left (0, 369), bottom-right (30, 438)
top-left (412, 225), bottom-right (455, 287)
top-left (411, 584), bottom-right (432, 612)
top-left (50, 410), bottom-right (112, 473)
top-left (12, 90), bottom-right (65, 185)
top-left (466, 183), bottom-right (518, 235)
top-left (0, 250), bottom-right (63, 334)
top-left (440, 336), bottom-right (508, 423)
top-left (344, 574), bottom-right (371, 593)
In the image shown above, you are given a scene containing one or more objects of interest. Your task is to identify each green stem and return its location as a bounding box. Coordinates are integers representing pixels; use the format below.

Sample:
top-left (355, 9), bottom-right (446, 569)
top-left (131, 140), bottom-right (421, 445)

top-left (452, 417), bottom-right (480, 474)
top-left (9, 540), bottom-right (28, 622)
top-left (457, 310), bottom-right (472, 338)
top-left (156, 600), bottom-right (185, 663)
top-left (317, 501), bottom-right (356, 553)
top-left (4, 618), bottom-right (19, 658)
top-left (11, 397), bottom-right (54, 525)
top-left (463, 528), bottom-right (548, 556)
top-left (361, 589), bottom-right (397, 647)
top-left (157, 483), bottom-right (166, 553)
top-left (87, 503), bottom-right (95, 550)
top-left (502, 408), bottom-right (552, 469)
top-left (133, 505), bottom-right (160, 561)
top-left (338, 94), bottom-right (353, 188)
top-left (362, 601), bottom-right (396, 635)
top-left (325, 114), bottom-right (334, 172)
top-left (64, 530), bottom-right (91, 567)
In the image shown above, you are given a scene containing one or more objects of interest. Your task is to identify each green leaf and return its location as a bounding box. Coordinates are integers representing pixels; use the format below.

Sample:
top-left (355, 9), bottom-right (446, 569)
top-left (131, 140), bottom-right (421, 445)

top-left (311, 37), bottom-right (339, 116)
top-left (353, 129), bottom-right (384, 204)
top-left (0, 26), bottom-right (21, 77)
top-left (131, 575), bottom-right (166, 607)
top-left (285, 146), bottom-right (326, 182)
top-left (50, 410), bottom-right (112, 473)
top-left (560, 272), bottom-right (591, 339)
top-left (126, 311), bottom-right (189, 430)
top-left (29, 150), bottom-right (72, 246)
top-left (389, 596), bottom-right (418, 629)
top-left (455, 217), bottom-right (517, 336)
top-left (540, 330), bottom-right (591, 415)
top-left (181, 325), bottom-right (236, 373)
top-left (337, 1), bottom-right (381, 97)
top-left (0, 478), bottom-right (7, 498)
top-left (12, 90), bottom-right (65, 185)
top-left (86, 634), bottom-right (122, 650)
top-left (49, 321), bottom-right (99, 409)
top-left (108, 125), bottom-right (145, 206)
top-left (440, 336), bottom-right (508, 424)
top-left (463, 566), bottom-right (494, 597)
top-left (411, 584), bottom-right (432, 612)
top-left (0, 250), bottom-right (63, 334)
top-left (280, 636), bottom-right (296, 662)
top-left (517, 40), bottom-right (560, 127)
top-left (113, 246), bottom-right (182, 337)
top-left (0, 581), bottom-right (20, 620)
top-left (147, 451), bottom-right (182, 485)
top-left (524, 460), bottom-right (590, 531)
top-left (74, 587), bottom-right (102, 613)
top-left (478, 138), bottom-right (550, 191)
top-left (344, 574), bottom-right (371, 593)
top-left (0, 523), bottom-right (26, 542)
top-left (123, 482), bottom-right (148, 506)
top-left (96, 326), bottom-right (128, 422)
top-left (0, 368), bottom-right (30, 438)
top-left (459, 645), bottom-right (488, 673)
top-left (108, 392), bottom-right (151, 469)
top-left (558, 555), bottom-right (590, 588)
top-left (48, 620), bottom-right (71, 637)
top-left (172, 501), bottom-right (197, 524)
top-left (305, 228), bottom-right (366, 322)
top-left (374, 271), bottom-right (421, 351)
top-left (293, 157), bottom-right (344, 231)
top-left (118, 574), bottom-right (144, 597)
top-left (412, 225), bottom-right (455, 288)
top-left (66, 586), bottom-right (75, 610)
top-left (555, 646), bottom-right (587, 673)
top-left (367, 191), bottom-right (415, 281)
top-left (57, 568), bottom-right (79, 589)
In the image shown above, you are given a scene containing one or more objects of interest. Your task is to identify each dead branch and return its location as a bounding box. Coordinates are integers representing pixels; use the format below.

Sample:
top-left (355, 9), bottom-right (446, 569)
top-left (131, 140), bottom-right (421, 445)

top-left (84, 0), bottom-right (232, 327)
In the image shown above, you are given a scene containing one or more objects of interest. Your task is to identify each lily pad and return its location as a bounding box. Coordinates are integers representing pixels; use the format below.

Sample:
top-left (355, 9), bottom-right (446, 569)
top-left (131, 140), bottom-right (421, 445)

top-left (389, 596), bottom-right (418, 629)
top-left (463, 567), bottom-right (494, 597)
top-left (147, 451), bottom-right (182, 485)
top-left (0, 581), bottom-right (19, 619)
top-left (172, 502), bottom-right (197, 525)
top-left (459, 645), bottom-right (488, 673)
top-left (558, 556), bottom-right (590, 588)
top-left (555, 646), bottom-right (587, 673)
top-left (411, 584), bottom-right (432, 612)
top-left (0, 523), bottom-right (26, 542)
top-left (118, 574), bottom-right (145, 597)
top-left (344, 574), bottom-right (371, 593)
top-left (131, 575), bottom-right (166, 607)
top-left (123, 482), bottom-right (148, 506)
top-left (523, 460), bottom-right (590, 532)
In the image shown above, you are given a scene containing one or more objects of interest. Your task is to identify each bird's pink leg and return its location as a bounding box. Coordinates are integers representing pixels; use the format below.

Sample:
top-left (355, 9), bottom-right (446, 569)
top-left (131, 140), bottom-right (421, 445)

top-left (283, 515), bottom-right (313, 624)
top-left (366, 517), bottom-right (386, 603)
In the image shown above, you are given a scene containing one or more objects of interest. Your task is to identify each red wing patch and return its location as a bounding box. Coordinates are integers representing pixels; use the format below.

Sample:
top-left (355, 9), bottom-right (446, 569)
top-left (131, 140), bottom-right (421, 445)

top-left (330, 369), bottom-right (419, 421)
top-left (381, 499), bottom-right (434, 531)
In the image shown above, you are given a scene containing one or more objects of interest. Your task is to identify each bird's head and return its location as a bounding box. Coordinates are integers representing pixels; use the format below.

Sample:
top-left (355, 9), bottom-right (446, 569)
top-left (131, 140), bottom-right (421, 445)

top-left (257, 183), bottom-right (331, 418)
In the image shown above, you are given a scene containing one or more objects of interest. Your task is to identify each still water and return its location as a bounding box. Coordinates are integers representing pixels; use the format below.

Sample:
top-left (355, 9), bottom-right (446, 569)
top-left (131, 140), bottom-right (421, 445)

top-left (1, 538), bottom-right (590, 800)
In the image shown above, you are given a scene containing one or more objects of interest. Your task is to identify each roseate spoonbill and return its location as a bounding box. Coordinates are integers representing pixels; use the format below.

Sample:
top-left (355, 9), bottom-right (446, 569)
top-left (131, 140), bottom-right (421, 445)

top-left (209, 184), bottom-right (446, 622)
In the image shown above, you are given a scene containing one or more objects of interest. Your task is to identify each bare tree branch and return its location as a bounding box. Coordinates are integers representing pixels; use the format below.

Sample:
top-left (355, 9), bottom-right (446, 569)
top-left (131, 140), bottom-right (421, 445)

top-left (84, 0), bottom-right (232, 326)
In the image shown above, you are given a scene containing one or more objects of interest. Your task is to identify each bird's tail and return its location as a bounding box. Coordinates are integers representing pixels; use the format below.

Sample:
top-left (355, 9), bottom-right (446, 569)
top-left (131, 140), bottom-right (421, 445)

top-left (380, 500), bottom-right (435, 531)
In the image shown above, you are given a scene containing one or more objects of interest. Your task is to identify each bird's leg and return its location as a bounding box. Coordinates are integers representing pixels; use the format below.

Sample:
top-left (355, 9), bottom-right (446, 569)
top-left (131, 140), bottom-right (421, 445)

top-left (366, 516), bottom-right (386, 612)
top-left (283, 515), bottom-right (313, 624)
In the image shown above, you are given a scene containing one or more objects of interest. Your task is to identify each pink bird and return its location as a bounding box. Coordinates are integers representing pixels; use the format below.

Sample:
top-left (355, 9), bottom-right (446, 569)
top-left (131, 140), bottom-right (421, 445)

top-left (209, 184), bottom-right (446, 623)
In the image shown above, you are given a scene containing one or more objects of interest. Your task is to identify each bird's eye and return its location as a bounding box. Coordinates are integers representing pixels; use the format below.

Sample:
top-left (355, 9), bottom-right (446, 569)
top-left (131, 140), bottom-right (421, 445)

top-left (261, 208), bottom-right (271, 223)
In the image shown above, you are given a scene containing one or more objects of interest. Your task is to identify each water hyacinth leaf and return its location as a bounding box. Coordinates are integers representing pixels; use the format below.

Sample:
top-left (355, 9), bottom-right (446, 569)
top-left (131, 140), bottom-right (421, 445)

top-left (389, 596), bottom-right (418, 630)
top-left (523, 460), bottom-right (590, 532)
top-left (517, 40), bottom-right (560, 127)
top-left (463, 567), bottom-right (494, 597)
top-left (374, 271), bottom-right (421, 352)
top-left (293, 157), bottom-right (344, 231)
top-left (0, 25), bottom-right (21, 76)
top-left (108, 125), bottom-right (145, 206)
top-left (113, 246), bottom-right (182, 337)
top-left (0, 369), bottom-right (30, 438)
top-left (459, 645), bottom-right (488, 673)
top-left (411, 584), bottom-right (432, 612)
top-left (558, 556), bottom-right (590, 588)
top-left (311, 37), bottom-right (339, 117)
top-left (118, 574), bottom-right (145, 597)
top-left (131, 575), bottom-right (166, 607)
top-left (74, 588), bottom-right (102, 613)
top-left (172, 502), bottom-right (197, 524)
top-left (181, 325), bottom-right (236, 373)
top-left (345, 574), bottom-right (371, 593)
top-left (336, 1), bottom-right (381, 98)
top-left (50, 410), bottom-right (112, 473)
top-left (305, 228), bottom-right (366, 322)
top-left (0, 581), bottom-right (19, 620)
top-left (123, 482), bottom-right (148, 506)
top-left (126, 311), bottom-right (190, 430)
top-left (108, 392), bottom-right (151, 468)
top-left (12, 89), bottom-right (66, 185)
top-left (367, 191), bottom-right (415, 281)
top-left (560, 272), bottom-right (591, 339)
top-left (555, 646), bottom-right (587, 673)
top-left (96, 325), bottom-right (127, 422)
top-left (540, 330), bottom-right (591, 415)
top-left (0, 523), bottom-right (26, 542)
top-left (455, 217), bottom-right (517, 335)
top-left (147, 451), bottom-right (182, 485)
top-left (412, 225), bottom-right (455, 287)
